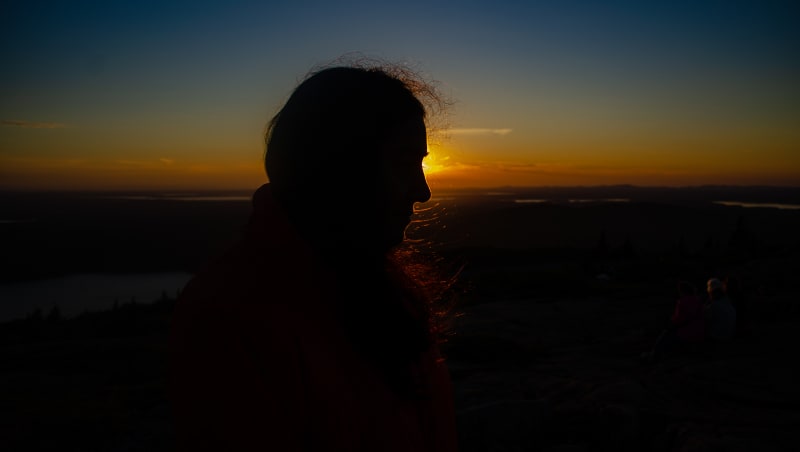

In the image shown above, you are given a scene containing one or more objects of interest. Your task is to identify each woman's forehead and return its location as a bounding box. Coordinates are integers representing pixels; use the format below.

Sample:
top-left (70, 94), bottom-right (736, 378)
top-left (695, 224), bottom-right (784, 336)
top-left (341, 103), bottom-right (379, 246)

top-left (382, 118), bottom-right (427, 154)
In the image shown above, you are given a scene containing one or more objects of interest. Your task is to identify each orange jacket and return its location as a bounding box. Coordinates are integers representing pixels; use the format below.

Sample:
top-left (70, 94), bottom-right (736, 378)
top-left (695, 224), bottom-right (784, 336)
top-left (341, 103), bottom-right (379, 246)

top-left (670, 294), bottom-right (705, 343)
top-left (169, 184), bottom-right (458, 451)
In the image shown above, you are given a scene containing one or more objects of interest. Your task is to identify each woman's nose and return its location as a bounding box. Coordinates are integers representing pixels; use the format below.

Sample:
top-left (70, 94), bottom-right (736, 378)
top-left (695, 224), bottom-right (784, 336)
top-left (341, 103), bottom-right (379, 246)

top-left (412, 171), bottom-right (431, 203)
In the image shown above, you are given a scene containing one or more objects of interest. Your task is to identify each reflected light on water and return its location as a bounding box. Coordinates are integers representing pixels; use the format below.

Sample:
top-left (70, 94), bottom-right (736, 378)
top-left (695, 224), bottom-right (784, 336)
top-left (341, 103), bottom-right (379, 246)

top-left (714, 201), bottom-right (800, 210)
top-left (568, 198), bottom-right (630, 203)
top-left (105, 195), bottom-right (251, 202)
top-left (513, 199), bottom-right (548, 204)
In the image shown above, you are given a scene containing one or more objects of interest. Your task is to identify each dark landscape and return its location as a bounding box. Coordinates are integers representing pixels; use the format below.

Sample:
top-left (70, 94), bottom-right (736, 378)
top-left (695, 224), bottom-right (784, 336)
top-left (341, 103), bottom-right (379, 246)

top-left (2, 185), bottom-right (800, 451)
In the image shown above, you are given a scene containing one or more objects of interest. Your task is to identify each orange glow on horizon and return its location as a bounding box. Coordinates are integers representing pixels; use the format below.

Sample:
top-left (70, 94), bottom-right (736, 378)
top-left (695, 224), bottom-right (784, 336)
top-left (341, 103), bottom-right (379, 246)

top-left (2, 143), bottom-right (798, 191)
top-left (424, 162), bottom-right (800, 189)
top-left (0, 155), bottom-right (266, 191)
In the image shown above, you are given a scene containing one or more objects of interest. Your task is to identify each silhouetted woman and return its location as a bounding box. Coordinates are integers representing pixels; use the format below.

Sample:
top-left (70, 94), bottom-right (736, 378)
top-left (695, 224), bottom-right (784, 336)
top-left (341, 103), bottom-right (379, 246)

top-left (169, 64), bottom-right (457, 451)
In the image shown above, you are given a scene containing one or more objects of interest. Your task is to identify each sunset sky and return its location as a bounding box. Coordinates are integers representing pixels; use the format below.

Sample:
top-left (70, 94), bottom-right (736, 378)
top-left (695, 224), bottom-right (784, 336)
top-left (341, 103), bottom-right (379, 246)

top-left (1, 1), bottom-right (798, 191)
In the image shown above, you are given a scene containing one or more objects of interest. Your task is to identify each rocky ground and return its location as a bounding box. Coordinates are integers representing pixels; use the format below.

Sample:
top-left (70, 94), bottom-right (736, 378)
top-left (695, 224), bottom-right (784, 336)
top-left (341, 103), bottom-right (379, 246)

top-left (2, 289), bottom-right (799, 451)
top-left (445, 293), bottom-right (800, 452)
top-left (0, 302), bottom-right (176, 452)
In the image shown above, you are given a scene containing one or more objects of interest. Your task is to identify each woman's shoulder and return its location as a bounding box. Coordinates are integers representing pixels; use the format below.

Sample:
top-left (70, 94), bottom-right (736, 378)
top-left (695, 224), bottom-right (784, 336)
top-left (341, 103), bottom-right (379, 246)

top-left (177, 238), bottom-right (332, 319)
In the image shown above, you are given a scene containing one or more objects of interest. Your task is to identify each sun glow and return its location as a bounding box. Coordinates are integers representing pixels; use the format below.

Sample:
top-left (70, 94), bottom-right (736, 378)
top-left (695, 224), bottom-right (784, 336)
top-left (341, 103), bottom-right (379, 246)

top-left (422, 145), bottom-right (449, 175)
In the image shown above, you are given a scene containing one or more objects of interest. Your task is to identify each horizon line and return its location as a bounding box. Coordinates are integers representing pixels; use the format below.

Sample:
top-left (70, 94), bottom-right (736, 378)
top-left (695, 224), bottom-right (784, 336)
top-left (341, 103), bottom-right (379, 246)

top-left (2, 183), bottom-right (800, 195)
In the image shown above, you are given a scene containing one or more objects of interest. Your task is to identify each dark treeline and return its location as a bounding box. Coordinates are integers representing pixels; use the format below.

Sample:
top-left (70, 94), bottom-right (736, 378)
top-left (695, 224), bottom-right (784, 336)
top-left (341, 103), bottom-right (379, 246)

top-left (0, 192), bottom-right (252, 282)
top-left (0, 293), bottom-right (175, 346)
top-left (2, 186), bottom-right (799, 283)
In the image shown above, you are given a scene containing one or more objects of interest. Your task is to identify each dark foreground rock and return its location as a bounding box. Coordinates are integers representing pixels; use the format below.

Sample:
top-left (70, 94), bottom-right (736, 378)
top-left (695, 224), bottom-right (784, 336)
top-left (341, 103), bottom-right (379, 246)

top-left (444, 295), bottom-right (800, 451)
top-left (2, 292), bottom-right (799, 451)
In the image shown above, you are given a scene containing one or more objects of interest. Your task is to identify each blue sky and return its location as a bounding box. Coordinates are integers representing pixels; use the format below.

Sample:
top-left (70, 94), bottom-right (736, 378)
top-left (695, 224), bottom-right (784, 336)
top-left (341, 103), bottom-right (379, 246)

top-left (2, 0), bottom-right (798, 189)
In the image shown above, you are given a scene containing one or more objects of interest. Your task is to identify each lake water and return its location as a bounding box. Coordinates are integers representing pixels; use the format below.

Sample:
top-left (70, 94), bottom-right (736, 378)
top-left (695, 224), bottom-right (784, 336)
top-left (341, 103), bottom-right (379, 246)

top-left (714, 201), bottom-right (800, 210)
top-left (106, 195), bottom-right (251, 202)
top-left (0, 272), bottom-right (193, 322)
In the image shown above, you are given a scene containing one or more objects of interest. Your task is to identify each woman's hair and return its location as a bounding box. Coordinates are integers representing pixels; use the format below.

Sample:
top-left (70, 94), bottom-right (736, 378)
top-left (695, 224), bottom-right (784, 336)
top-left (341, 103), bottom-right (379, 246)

top-left (265, 64), bottom-right (440, 207)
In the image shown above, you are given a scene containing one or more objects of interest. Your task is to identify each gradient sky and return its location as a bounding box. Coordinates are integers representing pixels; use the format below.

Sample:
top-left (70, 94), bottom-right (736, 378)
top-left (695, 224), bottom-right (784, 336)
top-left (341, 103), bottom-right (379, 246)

top-left (1, 0), bottom-right (798, 191)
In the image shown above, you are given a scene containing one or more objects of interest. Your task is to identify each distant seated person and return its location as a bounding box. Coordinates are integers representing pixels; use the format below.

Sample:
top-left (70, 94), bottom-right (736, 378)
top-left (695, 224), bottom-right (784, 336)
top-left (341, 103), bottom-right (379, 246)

top-left (642, 281), bottom-right (705, 361)
top-left (705, 278), bottom-right (737, 341)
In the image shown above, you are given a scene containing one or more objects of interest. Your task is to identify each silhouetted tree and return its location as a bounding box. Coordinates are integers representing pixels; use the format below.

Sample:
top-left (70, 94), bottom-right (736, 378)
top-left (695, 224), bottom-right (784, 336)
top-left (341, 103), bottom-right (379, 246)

top-left (46, 305), bottom-right (62, 322)
top-left (620, 234), bottom-right (636, 258)
top-left (594, 230), bottom-right (608, 258)
top-left (702, 234), bottom-right (719, 258)
top-left (727, 215), bottom-right (758, 262)
top-left (673, 235), bottom-right (688, 258)
top-left (27, 307), bottom-right (43, 322)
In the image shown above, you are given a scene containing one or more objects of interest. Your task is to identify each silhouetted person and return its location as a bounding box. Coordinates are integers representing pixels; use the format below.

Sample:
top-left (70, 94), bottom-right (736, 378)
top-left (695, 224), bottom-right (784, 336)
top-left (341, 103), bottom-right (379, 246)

top-left (705, 278), bottom-right (736, 341)
top-left (642, 281), bottom-right (705, 362)
top-left (168, 65), bottom-right (457, 451)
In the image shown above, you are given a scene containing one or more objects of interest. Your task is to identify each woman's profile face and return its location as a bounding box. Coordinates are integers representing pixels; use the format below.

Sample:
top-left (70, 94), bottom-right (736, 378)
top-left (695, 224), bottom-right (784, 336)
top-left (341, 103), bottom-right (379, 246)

top-left (373, 116), bottom-right (431, 250)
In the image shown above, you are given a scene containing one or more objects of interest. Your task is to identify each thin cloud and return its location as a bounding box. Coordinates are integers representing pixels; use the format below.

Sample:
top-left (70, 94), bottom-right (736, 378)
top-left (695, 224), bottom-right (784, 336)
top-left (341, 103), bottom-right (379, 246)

top-left (117, 158), bottom-right (175, 168)
top-left (116, 160), bottom-right (151, 166)
top-left (449, 128), bottom-right (512, 136)
top-left (2, 119), bottom-right (67, 129)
